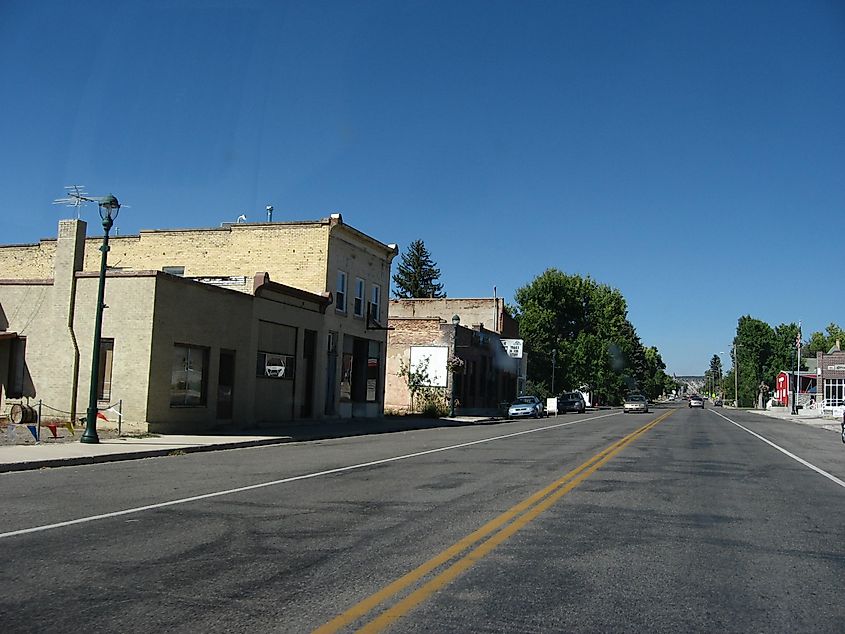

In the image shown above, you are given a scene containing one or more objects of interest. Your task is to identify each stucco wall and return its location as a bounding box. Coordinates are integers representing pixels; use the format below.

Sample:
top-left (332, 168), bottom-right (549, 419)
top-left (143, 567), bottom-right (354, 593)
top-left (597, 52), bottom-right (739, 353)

top-left (72, 274), bottom-right (157, 427)
top-left (146, 274), bottom-right (254, 430)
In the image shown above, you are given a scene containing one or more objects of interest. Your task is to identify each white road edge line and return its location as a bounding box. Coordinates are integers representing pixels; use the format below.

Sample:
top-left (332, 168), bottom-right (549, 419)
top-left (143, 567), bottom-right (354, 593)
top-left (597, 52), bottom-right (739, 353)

top-left (1, 411), bottom-right (623, 539)
top-left (711, 409), bottom-right (845, 489)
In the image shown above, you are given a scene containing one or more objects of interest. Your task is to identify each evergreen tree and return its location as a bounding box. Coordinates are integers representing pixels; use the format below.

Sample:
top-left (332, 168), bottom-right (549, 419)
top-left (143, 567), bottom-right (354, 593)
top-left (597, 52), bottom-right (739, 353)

top-left (392, 240), bottom-right (446, 298)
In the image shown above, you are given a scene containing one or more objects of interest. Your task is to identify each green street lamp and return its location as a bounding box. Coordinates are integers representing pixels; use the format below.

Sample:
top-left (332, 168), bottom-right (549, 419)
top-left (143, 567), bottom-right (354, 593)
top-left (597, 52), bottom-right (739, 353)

top-left (81, 194), bottom-right (121, 444)
top-left (449, 314), bottom-right (460, 417)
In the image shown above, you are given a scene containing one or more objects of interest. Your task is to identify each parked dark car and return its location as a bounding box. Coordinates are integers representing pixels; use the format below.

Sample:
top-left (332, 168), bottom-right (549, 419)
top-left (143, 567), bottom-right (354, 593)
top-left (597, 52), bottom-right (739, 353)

top-left (558, 391), bottom-right (586, 413)
top-left (713, 399), bottom-right (723, 407)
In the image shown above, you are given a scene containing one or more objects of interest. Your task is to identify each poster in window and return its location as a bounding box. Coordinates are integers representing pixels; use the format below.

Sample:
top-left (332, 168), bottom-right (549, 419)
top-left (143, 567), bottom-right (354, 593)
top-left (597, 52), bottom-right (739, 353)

top-left (257, 352), bottom-right (295, 379)
top-left (366, 340), bottom-right (380, 402)
top-left (340, 353), bottom-right (353, 400)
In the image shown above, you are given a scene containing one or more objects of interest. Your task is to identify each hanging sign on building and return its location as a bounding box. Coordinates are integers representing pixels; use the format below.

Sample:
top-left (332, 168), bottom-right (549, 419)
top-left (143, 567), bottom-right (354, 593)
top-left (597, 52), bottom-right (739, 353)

top-left (500, 339), bottom-right (524, 359)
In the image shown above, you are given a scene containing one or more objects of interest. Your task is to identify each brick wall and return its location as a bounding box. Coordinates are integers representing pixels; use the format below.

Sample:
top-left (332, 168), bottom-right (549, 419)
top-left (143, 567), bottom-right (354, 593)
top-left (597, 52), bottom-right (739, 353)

top-left (0, 241), bottom-right (57, 279)
top-left (83, 223), bottom-right (333, 296)
top-left (388, 298), bottom-right (517, 336)
top-left (384, 318), bottom-right (450, 411)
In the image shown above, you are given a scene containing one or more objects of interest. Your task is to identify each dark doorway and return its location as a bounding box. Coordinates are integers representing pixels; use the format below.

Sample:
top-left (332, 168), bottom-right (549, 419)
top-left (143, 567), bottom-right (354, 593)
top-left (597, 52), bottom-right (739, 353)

top-left (302, 330), bottom-right (317, 418)
top-left (325, 331), bottom-right (338, 415)
top-left (216, 350), bottom-right (235, 419)
top-left (351, 337), bottom-right (368, 404)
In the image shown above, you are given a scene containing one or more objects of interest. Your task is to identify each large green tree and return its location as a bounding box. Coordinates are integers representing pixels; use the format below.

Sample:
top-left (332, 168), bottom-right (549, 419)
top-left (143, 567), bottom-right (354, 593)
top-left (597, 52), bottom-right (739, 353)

top-left (727, 316), bottom-right (802, 406)
top-left (392, 239), bottom-right (445, 299)
top-left (512, 268), bottom-right (664, 405)
top-left (807, 323), bottom-right (844, 355)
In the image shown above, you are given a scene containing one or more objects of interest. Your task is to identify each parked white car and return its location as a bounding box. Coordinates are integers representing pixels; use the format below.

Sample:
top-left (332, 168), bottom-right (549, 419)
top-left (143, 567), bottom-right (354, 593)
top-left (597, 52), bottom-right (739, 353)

top-left (508, 396), bottom-right (545, 419)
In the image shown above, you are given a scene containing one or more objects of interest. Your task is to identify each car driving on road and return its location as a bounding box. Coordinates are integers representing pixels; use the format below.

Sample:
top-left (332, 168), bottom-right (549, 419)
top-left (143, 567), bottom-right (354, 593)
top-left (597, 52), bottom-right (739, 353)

top-left (623, 394), bottom-right (649, 414)
top-left (508, 396), bottom-right (545, 419)
top-left (689, 395), bottom-right (705, 408)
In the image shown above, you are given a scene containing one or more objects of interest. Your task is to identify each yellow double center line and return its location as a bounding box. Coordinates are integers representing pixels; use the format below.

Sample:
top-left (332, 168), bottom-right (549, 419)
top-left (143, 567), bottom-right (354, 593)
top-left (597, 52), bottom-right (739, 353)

top-left (314, 409), bottom-right (674, 633)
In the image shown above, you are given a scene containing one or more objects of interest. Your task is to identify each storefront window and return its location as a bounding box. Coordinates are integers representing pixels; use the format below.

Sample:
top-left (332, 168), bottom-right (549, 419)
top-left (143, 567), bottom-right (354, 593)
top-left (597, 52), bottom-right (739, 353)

top-left (170, 344), bottom-right (208, 407)
top-left (256, 352), bottom-right (295, 379)
top-left (367, 340), bottom-right (380, 402)
top-left (340, 352), bottom-right (353, 401)
top-left (825, 378), bottom-right (844, 405)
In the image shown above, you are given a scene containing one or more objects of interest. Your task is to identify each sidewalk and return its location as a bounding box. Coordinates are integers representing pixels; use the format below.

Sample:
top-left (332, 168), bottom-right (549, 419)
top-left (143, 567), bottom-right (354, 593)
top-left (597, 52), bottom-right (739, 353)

top-left (745, 407), bottom-right (842, 434)
top-left (0, 415), bottom-right (496, 473)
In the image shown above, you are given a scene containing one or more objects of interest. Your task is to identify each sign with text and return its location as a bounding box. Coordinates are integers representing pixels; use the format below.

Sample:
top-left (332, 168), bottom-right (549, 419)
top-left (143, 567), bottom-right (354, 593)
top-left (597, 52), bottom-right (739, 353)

top-left (500, 339), bottom-right (524, 359)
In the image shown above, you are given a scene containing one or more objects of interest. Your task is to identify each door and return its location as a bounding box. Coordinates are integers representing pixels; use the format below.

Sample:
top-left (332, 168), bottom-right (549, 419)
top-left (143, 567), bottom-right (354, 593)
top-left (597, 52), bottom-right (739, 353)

top-left (302, 330), bottom-right (317, 418)
top-left (216, 350), bottom-right (235, 419)
top-left (325, 331), bottom-right (337, 415)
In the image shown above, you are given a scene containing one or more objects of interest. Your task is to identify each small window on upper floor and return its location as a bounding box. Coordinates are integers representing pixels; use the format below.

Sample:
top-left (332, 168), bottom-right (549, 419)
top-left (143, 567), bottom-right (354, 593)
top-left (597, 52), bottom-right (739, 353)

top-left (163, 266), bottom-right (185, 276)
top-left (354, 278), bottom-right (365, 317)
top-left (370, 284), bottom-right (381, 322)
top-left (336, 270), bottom-right (347, 313)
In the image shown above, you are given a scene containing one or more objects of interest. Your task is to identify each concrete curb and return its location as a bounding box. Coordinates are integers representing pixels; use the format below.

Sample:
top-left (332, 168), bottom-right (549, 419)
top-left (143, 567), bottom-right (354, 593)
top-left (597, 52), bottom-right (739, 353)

top-left (0, 416), bottom-right (502, 473)
top-left (0, 437), bottom-right (296, 474)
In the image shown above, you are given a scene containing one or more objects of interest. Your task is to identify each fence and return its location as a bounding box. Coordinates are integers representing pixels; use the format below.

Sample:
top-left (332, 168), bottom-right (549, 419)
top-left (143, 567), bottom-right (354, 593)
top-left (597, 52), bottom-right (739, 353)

top-left (2, 399), bottom-right (123, 443)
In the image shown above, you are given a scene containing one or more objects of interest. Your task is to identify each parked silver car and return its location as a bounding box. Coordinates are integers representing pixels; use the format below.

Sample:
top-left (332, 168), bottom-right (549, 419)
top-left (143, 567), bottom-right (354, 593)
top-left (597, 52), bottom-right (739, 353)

top-left (508, 396), bottom-right (545, 419)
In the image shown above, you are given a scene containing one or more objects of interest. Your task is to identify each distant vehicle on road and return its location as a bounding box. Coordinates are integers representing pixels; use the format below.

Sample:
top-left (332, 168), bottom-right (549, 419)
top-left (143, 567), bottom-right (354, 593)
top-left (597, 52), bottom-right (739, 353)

top-left (558, 391), bottom-right (586, 413)
top-left (689, 395), bottom-right (705, 409)
top-left (713, 398), bottom-right (723, 407)
top-left (623, 394), bottom-right (649, 414)
top-left (508, 396), bottom-right (545, 419)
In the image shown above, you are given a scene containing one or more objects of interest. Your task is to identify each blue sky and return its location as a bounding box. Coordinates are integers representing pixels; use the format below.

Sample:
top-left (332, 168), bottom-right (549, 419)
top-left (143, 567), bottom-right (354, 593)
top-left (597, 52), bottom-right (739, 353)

top-left (1, 0), bottom-right (843, 375)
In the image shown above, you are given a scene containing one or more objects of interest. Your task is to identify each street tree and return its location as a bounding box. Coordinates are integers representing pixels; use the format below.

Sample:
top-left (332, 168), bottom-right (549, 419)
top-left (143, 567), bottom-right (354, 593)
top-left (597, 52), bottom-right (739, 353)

top-left (733, 316), bottom-right (775, 407)
top-left (392, 239), bottom-right (445, 299)
top-left (512, 268), bottom-right (660, 405)
top-left (807, 323), bottom-right (844, 355)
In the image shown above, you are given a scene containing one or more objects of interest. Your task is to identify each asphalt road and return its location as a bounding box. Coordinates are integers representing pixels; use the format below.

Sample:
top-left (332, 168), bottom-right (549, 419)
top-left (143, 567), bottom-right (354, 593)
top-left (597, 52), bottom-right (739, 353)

top-left (1, 406), bottom-right (843, 633)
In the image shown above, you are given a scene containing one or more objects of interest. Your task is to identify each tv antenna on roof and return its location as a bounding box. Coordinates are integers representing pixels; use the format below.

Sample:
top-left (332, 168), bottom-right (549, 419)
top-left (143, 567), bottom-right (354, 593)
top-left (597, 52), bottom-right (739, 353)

top-left (53, 185), bottom-right (90, 219)
top-left (53, 185), bottom-right (130, 219)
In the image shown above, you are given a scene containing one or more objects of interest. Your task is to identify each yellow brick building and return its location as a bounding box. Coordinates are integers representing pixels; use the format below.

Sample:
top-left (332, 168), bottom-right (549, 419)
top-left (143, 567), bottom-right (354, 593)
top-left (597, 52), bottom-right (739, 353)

top-left (0, 215), bottom-right (397, 431)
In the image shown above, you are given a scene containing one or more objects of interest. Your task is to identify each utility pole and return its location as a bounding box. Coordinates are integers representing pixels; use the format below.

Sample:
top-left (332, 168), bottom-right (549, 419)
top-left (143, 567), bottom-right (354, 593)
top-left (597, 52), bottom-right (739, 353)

top-left (792, 321), bottom-right (802, 415)
top-left (733, 344), bottom-right (740, 408)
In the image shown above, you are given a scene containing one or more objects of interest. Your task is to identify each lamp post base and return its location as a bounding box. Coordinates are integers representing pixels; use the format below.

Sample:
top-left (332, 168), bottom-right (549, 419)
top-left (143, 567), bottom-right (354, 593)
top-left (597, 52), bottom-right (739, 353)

top-left (80, 429), bottom-right (100, 443)
top-left (80, 408), bottom-right (100, 444)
